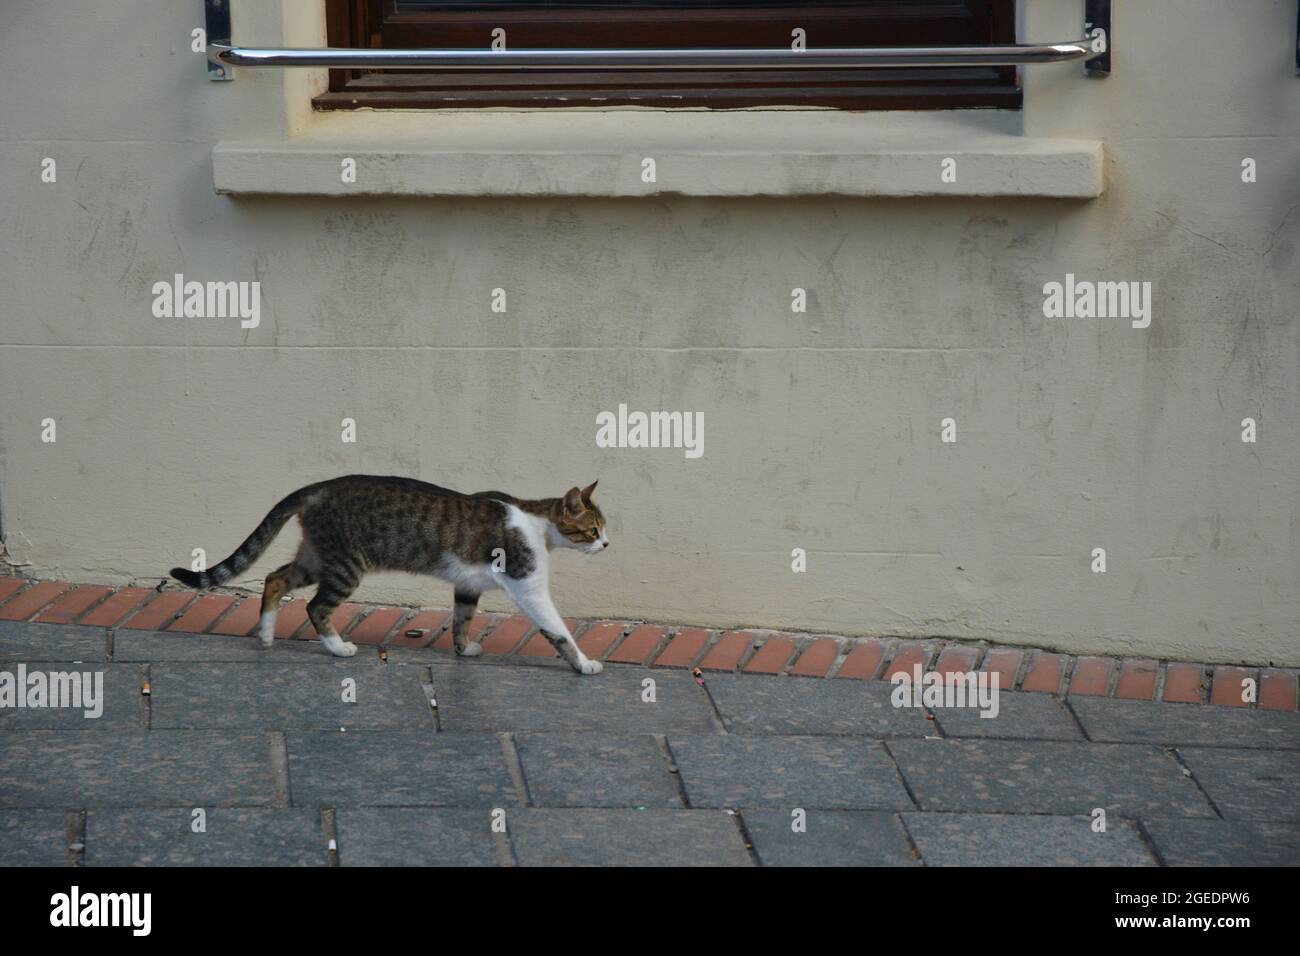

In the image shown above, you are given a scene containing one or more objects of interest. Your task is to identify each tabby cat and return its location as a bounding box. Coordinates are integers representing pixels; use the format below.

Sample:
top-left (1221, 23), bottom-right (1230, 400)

top-left (170, 475), bottom-right (609, 675)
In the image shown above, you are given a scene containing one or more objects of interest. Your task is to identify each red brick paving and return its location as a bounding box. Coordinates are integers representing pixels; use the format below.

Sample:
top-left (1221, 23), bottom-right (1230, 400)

top-left (120, 591), bottom-right (194, 630)
top-left (979, 648), bottom-right (1022, 690)
top-left (884, 643), bottom-right (931, 681)
top-left (0, 577), bottom-right (1295, 712)
top-left (346, 607), bottom-right (407, 645)
top-left (33, 585), bottom-right (114, 624)
top-left (1113, 659), bottom-right (1158, 700)
top-left (1163, 663), bottom-right (1207, 704)
top-left (1259, 669), bottom-right (1298, 712)
top-left (608, 625), bottom-right (668, 665)
top-left (209, 599), bottom-right (261, 636)
top-left (167, 594), bottom-right (238, 633)
top-left (790, 638), bottom-right (839, 677)
top-left (835, 641), bottom-right (886, 680)
top-left (935, 645), bottom-right (980, 682)
top-left (0, 578), bottom-right (30, 605)
top-left (0, 581), bottom-right (72, 621)
top-left (1068, 656), bottom-right (1113, 696)
top-left (1209, 666), bottom-right (1256, 708)
top-left (743, 635), bottom-right (797, 674)
top-left (652, 627), bottom-right (711, 668)
top-left (576, 621), bottom-right (626, 659)
top-left (481, 615), bottom-right (533, 655)
top-left (1021, 652), bottom-right (1067, 694)
top-left (385, 609), bottom-right (448, 647)
top-left (518, 633), bottom-right (557, 657)
top-left (698, 631), bottom-right (754, 671)
top-left (79, 587), bottom-right (154, 628)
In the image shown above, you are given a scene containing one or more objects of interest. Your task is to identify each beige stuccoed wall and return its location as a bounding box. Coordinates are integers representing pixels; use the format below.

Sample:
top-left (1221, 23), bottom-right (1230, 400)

top-left (1, 1), bottom-right (1297, 665)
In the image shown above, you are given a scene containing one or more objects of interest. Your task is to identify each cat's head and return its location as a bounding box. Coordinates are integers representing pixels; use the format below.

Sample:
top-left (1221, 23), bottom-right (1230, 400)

top-left (555, 481), bottom-right (609, 554)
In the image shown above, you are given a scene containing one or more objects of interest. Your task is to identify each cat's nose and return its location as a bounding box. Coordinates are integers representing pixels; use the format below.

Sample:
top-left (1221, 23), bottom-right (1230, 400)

top-left (601, 541), bottom-right (609, 549)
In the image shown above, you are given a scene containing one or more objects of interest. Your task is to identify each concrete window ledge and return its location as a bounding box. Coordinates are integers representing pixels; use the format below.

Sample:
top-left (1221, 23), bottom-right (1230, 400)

top-left (213, 110), bottom-right (1104, 199)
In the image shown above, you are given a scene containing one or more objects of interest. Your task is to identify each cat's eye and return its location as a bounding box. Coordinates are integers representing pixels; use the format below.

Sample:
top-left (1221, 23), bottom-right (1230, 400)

top-left (587, 529), bottom-right (600, 540)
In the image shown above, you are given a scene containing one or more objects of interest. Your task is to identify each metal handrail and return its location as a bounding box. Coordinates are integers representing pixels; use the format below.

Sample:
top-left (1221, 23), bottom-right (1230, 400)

top-left (207, 40), bottom-right (1095, 72)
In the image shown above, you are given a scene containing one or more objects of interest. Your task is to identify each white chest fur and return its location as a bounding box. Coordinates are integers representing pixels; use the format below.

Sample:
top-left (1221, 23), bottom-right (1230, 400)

top-left (434, 503), bottom-right (550, 592)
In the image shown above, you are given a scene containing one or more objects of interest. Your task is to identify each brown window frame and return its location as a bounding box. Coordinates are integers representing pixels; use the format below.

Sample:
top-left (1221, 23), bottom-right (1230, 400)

top-left (316, 0), bottom-right (1020, 111)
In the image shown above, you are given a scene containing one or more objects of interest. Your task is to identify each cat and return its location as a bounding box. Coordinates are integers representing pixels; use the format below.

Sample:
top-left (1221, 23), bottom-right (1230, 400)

top-left (169, 475), bottom-right (609, 675)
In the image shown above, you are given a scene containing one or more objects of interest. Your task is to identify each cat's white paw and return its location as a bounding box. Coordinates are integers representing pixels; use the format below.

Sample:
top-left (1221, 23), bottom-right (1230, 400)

top-left (579, 658), bottom-right (603, 676)
top-left (457, 642), bottom-right (483, 658)
top-left (318, 633), bottom-right (358, 657)
top-left (259, 635), bottom-right (274, 649)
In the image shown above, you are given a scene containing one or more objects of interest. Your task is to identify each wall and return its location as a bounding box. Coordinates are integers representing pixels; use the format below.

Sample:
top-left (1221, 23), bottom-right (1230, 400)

top-left (1, 0), bottom-right (1297, 664)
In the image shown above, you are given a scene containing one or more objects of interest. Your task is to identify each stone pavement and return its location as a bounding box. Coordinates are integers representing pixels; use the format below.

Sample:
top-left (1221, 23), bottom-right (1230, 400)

top-left (0, 620), bottom-right (1296, 867)
top-left (4, 578), bottom-right (1296, 713)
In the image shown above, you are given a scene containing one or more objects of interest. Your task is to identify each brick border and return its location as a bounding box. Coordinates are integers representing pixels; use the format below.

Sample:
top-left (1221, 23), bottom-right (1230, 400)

top-left (0, 576), bottom-right (1295, 712)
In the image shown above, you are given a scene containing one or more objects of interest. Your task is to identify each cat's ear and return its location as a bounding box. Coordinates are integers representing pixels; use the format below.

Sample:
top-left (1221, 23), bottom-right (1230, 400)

top-left (563, 486), bottom-right (584, 517)
top-left (580, 480), bottom-right (598, 504)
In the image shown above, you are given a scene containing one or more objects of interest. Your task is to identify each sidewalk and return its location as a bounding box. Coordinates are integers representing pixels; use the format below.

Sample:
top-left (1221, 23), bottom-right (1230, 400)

top-left (2, 577), bottom-right (1297, 710)
top-left (1, 614), bottom-right (1296, 866)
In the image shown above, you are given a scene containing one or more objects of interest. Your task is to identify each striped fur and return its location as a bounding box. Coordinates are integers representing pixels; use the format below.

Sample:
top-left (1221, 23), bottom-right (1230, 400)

top-left (169, 486), bottom-right (317, 589)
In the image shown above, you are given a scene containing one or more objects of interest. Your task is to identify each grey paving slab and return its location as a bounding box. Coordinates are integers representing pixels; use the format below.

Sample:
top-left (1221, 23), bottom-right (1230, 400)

top-left (669, 735), bottom-right (914, 810)
top-left (0, 731), bottom-right (277, 808)
top-left (9, 615), bottom-right (1298, 867)
top-left (0, 662), bottom-right (144, 729)
top-left (889, 739), bottom-right (1216, 818)
top-left (287, 731), bottom-right (516, 807)
top-left (514, 734), bottom-right (683, 808)
top-left (903, 813), bottom-right (1157, 866)
top-left (508, 809), bottom-right (752, 866)
top-left (0, 810), bottom-right (72, 866)
top-left (387, 646), bottom-right (501, 667)
top-left (930, 690), bottom-right (1083, 741)
top-left (0, 621), bottom-right (107, 662)
top-left (85, 809), bottom-right (327, 866)
top-left (335, 808), bottom-right (500, 866)
top-left (1176, 747), bottom-right (1300, 822)
top-left (703, 673), bottom-right (931, 737)
top-left (431, 663), bottom-right (717, 734)
top-left (148, 662), bottom-right (433, 730)
top-left (1070, 697), bottom-right (1300, 749)
top-left (113, 629), bottom-right (382, 664)
top-left (742, 809), bottom-right (919, 866)
top-left (1141, 817), bottom-right (1300, 866)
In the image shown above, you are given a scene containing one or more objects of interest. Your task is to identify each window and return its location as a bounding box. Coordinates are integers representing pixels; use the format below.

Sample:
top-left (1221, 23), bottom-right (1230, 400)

top-left (317, 0), bottom-right (1020, 110)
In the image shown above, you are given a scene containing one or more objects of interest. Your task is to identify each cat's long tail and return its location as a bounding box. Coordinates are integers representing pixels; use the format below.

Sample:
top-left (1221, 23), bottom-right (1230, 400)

top-left (169, 488), bottom-right (313, 589)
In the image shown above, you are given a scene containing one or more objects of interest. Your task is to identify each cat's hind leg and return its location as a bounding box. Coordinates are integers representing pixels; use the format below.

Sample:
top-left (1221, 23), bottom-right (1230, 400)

top-left (306, 566), bottom-right (361, 657)
top-left (451, 590), bottom-right (483, 656)
top-left (500, 574), bottom-right (602, 676)
top-left (259, 563), bottom-right (314, 647)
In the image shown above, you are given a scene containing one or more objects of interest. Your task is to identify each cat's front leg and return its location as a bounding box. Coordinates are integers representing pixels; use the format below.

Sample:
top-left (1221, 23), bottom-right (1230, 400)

top-left (501, 575), bottom-right (602, 675)
top-left (538, 627), bottom-right (602, 675)
top-left (451, 590), bottom-right (482, 657)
